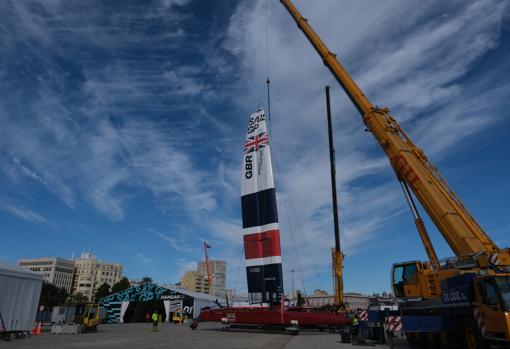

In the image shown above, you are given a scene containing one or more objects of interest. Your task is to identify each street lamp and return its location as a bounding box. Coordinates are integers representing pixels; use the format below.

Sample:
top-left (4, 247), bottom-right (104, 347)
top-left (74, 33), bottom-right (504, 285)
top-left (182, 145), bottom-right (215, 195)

top-left (291, 269), bottom-right (295, 305)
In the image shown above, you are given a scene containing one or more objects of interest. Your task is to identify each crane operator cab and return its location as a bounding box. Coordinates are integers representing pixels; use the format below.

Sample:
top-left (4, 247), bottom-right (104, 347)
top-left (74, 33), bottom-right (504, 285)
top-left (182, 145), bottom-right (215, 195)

top-left (391, 261), bottom-right (428, 298)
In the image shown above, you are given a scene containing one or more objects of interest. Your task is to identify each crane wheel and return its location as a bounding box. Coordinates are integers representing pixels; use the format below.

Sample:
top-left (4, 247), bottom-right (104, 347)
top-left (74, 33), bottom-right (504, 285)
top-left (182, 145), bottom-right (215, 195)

top-left (405, 332), bottom-right (418, 346)
top-left (438, 331), bottom-right (454, 349)
top-left (426, 332), bottom-right (440, 346)
top-left (462, 319), bottom-right (488, 349)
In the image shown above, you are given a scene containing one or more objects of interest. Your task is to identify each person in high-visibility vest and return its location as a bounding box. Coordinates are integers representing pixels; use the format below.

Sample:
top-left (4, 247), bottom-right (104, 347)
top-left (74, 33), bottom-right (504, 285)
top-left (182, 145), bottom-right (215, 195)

top-left (351, 315), bottom-right (360, 343)
top-left (152, 311), bottom-right (159, 332)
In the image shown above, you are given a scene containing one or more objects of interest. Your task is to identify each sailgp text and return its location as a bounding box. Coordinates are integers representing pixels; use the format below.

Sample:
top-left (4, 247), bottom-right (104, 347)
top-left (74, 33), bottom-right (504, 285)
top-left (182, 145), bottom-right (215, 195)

top-left (247, 113), bottom-right (265, 133)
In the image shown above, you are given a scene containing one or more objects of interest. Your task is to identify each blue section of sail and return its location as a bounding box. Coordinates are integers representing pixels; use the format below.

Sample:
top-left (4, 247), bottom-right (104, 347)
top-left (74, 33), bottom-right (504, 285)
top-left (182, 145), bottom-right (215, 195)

top-left (246, 263), bottom-right (284, 304)
top-left (241, 188), bottom-right (278, 228)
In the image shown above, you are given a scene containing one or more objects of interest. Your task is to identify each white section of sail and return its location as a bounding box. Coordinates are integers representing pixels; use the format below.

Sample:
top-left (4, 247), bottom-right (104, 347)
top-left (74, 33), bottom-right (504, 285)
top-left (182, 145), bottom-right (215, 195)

top-left (244, 256), bottom-right (282, 267)
top-left (241, 109), bottom-right (275, 197)
top-left (243, 223), bottom-right (279, 235)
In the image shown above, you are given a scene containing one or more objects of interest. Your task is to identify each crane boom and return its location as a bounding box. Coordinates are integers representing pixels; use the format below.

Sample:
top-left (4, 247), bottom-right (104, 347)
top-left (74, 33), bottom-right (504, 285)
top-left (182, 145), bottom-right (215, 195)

top-left (279, 0), bottom-right (507, 263)
top-left (203, 242), bottom-right (213, 293)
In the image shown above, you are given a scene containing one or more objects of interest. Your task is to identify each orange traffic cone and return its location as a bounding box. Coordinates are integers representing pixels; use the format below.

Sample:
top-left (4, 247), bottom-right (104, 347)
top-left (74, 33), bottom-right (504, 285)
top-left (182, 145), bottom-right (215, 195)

top-left (35, 321), bottom-right (42, 335)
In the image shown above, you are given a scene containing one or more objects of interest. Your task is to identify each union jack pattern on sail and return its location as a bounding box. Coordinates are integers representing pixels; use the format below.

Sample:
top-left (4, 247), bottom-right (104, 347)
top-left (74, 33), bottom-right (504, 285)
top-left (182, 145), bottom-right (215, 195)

top-left (244, 132), bottom-right (268, 154)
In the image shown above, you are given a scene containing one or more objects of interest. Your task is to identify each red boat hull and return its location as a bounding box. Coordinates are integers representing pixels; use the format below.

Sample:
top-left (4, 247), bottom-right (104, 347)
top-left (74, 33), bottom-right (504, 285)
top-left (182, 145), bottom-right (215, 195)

top-left (199, 307), bottom-right (351, 327)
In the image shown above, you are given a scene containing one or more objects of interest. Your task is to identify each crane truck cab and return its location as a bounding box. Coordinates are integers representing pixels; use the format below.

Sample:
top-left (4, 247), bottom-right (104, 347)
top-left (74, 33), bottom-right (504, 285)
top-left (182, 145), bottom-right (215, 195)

top-left (471, 275), bottom-right (510, 344)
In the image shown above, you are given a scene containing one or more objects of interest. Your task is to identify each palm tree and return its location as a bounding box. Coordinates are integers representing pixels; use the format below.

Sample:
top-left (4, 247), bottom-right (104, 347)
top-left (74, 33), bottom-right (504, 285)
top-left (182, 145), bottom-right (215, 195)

top-left (70, 292), bottom-right (88, 303)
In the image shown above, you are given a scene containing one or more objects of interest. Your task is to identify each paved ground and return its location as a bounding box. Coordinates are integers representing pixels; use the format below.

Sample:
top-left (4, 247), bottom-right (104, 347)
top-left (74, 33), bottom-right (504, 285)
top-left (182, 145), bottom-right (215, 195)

top-left (1, 323), bottom-right (412, 349)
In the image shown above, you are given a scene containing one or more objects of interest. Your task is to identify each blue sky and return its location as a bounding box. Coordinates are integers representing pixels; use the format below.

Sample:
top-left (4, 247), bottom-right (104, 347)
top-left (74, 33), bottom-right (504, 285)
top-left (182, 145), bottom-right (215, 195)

top-left (1, 0), bottom-right (509, 296)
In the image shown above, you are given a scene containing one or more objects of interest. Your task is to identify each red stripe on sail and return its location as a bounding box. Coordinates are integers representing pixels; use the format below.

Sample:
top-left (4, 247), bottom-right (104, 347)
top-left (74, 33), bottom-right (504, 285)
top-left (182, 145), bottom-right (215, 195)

top-left (243, 230), bottom-right (281, 259)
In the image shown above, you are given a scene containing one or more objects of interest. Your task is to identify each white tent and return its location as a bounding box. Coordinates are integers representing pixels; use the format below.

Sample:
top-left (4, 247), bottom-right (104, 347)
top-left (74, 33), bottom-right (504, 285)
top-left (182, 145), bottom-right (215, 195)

top-left (0, 261), bottom-right (43, 332)
top-left (161, 285), bottom-right (226, 318)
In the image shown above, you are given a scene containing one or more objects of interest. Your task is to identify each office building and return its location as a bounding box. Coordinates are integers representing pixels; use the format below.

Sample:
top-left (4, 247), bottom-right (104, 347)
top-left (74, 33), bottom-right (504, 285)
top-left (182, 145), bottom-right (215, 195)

top-left (17, 257), bottom-right (75, 293)
top-left (180, 260), bottom-right (226, 298)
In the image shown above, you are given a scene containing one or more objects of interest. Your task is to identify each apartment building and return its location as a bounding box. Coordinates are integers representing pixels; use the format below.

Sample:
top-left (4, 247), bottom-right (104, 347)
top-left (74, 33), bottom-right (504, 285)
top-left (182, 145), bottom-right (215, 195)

top-left (72, 253), bottom-right (123, 301)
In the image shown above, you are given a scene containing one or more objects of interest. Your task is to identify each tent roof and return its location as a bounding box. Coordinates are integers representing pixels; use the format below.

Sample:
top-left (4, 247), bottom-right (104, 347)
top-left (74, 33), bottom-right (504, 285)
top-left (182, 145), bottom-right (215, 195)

top-left (0, 260), bottom-right (43, 281)
top-left (160, 284), bottom-right (225, 303)
top-left (101, 282), bottom-right (226, 304)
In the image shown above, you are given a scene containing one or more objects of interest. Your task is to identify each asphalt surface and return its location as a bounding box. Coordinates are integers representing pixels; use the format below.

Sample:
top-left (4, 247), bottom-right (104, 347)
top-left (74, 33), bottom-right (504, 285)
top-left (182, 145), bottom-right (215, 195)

top-left (1, 322), bottom-right (413, 349)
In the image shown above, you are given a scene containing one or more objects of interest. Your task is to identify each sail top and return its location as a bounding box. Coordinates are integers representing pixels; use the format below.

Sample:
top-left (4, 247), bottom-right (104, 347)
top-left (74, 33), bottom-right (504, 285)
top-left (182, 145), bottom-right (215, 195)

top-left (241, 109), bottom-right (274, 197)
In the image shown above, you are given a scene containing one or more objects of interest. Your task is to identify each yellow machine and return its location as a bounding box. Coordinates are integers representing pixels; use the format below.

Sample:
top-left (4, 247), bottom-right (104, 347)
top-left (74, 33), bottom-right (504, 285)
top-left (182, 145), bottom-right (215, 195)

top-left (332, 248), bottom-right (344, 309)
top-left (172, 313), bottom-right (184, 323)
top-left (82, 303), bottom-right (100, 332)
top-left (279, 0), bottom-right (510, 347)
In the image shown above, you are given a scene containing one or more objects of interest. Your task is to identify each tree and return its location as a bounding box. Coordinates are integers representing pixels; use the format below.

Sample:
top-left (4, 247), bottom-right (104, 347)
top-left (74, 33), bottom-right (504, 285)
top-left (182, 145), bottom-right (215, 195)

top-left (95, 282), bottom-right (111, 300)
top-left (39, 282), bottom-right (69, 306)
top-left (70, 292), bottom-right (88, 304)
top-left (111, 277), bottom-right (131, 293)
top-left (142, 276), bottom-right (153, 283)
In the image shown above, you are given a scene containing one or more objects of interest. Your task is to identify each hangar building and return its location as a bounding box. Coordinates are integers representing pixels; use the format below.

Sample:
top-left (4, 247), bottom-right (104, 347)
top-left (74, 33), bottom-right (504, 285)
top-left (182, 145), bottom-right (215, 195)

top-left (99, 283), bottom-right (224, 323)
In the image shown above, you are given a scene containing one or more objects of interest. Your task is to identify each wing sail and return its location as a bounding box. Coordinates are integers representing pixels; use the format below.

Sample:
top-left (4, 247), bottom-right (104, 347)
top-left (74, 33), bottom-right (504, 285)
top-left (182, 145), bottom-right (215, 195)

top-left (241, 109), bottom-right (284, 304)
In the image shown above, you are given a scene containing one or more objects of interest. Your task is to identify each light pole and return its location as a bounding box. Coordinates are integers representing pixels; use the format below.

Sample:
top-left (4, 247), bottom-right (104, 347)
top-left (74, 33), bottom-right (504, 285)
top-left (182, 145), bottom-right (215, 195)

top-left (291, 269), bottom-right (295, 305)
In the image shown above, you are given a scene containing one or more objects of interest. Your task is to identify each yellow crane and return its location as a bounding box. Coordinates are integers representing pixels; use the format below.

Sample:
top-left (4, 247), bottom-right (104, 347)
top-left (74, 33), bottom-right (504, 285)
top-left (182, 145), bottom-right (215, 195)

top-left (279, 1), bottom-right (510, 347)
top-left (325, 85), bottom-right (345, 309)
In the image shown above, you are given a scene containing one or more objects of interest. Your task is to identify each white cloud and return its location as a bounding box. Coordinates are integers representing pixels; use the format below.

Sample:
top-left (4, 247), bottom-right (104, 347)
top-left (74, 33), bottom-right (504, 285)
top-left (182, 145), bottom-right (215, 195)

top-left (163, 68), bottom-right (207, 97)
top-left (11, 157), bottom-right (47, 185)
top-left (0, 0), bottom-right (222, 227)
top-left (149, 228), bottom-right (182, 252)
top-left (177, 259), bottom-right (197, 274)
top-left (173, 259), bottom-right (199, 284)
top-left (159, 0), bottom-right (192, 7)
top-left (135, 252), bottom-right (153, 265)
top-left (0, 202), bottom-right (48, 224)
top-left (208, 217), bottom-right (243, 247)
